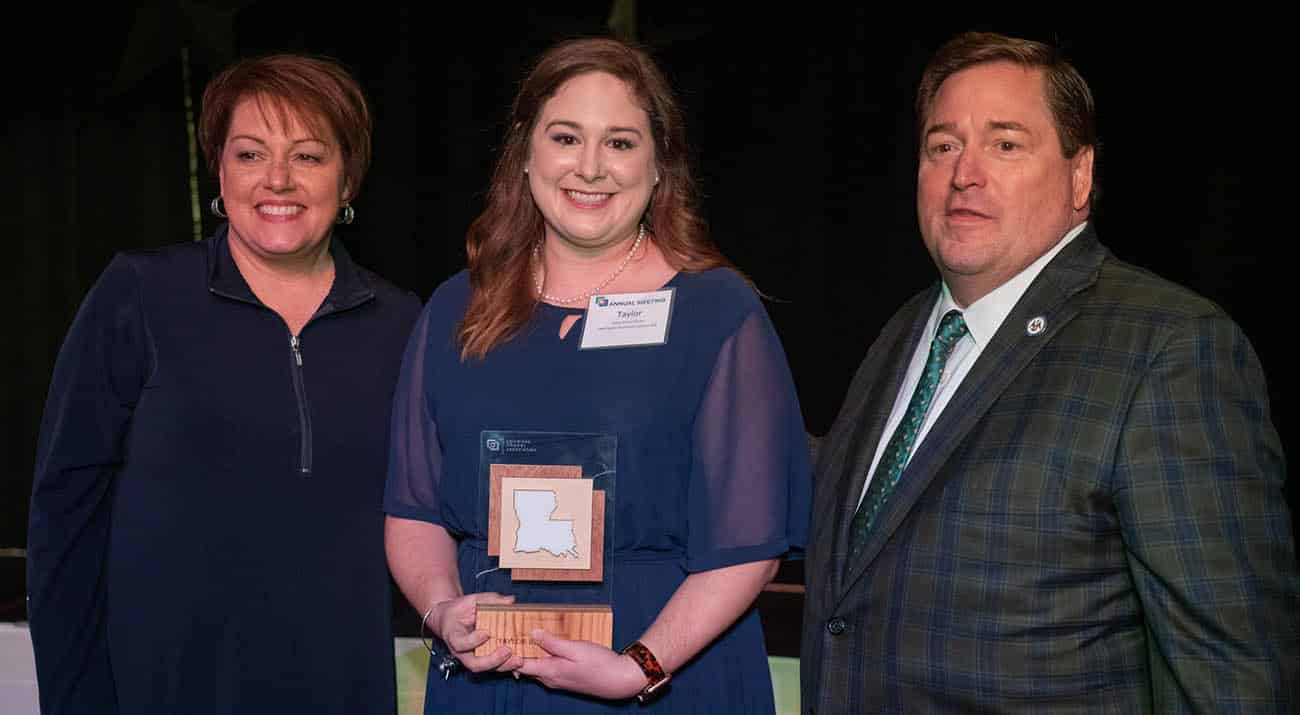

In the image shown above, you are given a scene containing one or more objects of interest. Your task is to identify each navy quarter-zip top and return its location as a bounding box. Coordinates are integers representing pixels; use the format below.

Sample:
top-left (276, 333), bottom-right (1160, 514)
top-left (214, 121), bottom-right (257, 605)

top-left (28, 224), bottom-right (420, 714)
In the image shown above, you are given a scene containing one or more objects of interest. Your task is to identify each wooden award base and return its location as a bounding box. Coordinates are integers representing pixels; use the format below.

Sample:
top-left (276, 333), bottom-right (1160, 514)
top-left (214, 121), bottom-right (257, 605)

top-left (473, 603), bottom-right (613, 658)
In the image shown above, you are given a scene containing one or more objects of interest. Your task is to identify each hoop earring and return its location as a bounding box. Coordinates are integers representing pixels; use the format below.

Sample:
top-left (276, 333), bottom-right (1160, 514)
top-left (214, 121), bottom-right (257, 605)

top-left (210, 196), bottom-right (226, 218)
top-left (336, 203), bottom-right (355, 225)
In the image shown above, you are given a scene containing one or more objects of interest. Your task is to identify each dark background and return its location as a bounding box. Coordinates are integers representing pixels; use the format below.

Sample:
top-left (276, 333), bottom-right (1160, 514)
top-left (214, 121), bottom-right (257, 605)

top-left (2, 5), bottom-right (1288, 655)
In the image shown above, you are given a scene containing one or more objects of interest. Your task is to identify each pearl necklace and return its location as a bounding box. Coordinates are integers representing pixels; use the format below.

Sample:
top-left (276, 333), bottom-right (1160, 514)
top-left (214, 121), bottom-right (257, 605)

top-left (533, 224), bottom-right (646, 305)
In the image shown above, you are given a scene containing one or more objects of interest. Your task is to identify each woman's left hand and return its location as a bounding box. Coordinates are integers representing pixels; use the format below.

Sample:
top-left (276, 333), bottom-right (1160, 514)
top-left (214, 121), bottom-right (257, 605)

top-left (514, 629), bottom-right (648, 700)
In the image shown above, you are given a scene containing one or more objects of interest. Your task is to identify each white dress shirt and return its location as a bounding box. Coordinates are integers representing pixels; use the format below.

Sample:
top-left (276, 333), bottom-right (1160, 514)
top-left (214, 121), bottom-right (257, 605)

top-left (857, 222), bottom-right (1088, 508)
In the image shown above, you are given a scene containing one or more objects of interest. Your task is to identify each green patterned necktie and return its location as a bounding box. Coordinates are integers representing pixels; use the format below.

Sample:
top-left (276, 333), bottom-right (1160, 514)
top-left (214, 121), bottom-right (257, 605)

top-left (848, 310), bottom-right (968, 560)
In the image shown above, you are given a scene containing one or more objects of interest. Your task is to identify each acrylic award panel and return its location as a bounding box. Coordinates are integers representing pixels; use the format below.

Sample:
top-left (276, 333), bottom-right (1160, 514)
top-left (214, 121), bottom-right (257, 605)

top-left (474, 430), bottom-right (616, 657)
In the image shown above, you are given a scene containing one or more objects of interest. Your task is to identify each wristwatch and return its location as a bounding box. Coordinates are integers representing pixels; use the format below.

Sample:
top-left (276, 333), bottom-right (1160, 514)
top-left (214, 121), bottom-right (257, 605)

top-left (621, 640), bottom-right (671, 703)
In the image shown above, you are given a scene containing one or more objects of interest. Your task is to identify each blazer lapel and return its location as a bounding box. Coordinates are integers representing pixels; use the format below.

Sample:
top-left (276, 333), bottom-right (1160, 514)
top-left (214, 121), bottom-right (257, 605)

top-left (838, 229), bottom-right (1109, 600)
top-left (813, 290), bottom-right (934, 597)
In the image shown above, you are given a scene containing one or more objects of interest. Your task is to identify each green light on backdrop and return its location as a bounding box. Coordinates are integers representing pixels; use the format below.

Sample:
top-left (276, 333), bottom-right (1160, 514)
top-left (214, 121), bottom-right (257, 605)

top-left (182, 47), bottom-right (202, 242)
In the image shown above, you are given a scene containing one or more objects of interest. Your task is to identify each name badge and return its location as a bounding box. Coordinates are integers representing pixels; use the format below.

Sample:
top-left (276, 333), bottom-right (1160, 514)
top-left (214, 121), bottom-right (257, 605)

top-left (578, 288), bottom-right (675, 350)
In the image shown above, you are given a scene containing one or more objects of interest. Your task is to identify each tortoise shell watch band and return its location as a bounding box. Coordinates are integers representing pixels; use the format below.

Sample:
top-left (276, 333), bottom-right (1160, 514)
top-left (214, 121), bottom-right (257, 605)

top-left (621, 640), bottom-right (671, 703)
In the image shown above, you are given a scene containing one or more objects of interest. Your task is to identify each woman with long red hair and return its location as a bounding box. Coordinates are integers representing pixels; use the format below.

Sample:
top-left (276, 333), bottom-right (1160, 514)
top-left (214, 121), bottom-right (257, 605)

top-left (385, 37), bottom-right (809, 713)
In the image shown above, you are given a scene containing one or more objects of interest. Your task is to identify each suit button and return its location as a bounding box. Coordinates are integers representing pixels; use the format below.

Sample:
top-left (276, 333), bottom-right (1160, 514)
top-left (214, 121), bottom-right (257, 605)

top-left (826, 617), bottom-right (846, 635)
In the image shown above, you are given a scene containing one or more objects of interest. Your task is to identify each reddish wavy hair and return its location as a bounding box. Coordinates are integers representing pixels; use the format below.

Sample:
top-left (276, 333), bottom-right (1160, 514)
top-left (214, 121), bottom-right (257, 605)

top-left (458, 37), bottom-right (730, 360)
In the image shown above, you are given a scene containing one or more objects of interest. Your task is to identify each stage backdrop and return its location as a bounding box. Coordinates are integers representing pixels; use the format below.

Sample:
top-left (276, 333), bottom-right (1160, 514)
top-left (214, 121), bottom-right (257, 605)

top-left (3, 5), bottom-right (1290, 645)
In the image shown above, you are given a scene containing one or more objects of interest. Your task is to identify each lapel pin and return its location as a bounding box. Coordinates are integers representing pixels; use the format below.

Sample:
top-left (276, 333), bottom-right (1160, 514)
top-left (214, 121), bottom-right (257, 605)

top-left (1026, 316), bottom-right (1046, 336)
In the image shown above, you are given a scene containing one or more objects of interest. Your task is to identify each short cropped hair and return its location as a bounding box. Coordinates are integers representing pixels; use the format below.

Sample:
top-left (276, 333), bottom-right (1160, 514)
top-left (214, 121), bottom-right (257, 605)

top-left (916, 31), bottom-right (1096, 161)
top-left (198, 54), bottom-right (372, 196)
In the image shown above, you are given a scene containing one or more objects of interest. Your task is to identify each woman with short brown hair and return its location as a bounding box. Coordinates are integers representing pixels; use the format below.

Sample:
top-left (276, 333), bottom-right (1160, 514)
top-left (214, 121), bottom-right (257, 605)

top-left (27, 54), bottom-right (418, 714)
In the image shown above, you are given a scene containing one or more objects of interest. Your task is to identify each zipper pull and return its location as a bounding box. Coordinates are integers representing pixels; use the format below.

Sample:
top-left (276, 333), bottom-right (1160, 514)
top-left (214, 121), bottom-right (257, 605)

top-left (290, 335), bottom-right (303, 366)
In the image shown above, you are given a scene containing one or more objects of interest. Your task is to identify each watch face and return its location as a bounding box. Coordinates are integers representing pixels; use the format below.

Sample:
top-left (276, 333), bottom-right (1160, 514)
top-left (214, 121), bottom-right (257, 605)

top-left (636, 677), bottom-right (670, 704)
top-left (645, 674), bottom-right (671, 693)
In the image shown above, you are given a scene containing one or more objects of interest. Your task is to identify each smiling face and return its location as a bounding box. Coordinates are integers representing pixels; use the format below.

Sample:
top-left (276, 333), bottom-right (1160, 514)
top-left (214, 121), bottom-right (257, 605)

top-left (526, 71), bottom-right (657, 253)
top-left (218, 95), bottom-right (349, 263)
top-left (917, 61), bottom-right (1093, 306)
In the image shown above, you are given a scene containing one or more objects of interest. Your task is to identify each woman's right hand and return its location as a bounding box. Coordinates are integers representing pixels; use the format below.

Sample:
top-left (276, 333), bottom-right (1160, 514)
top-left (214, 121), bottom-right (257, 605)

top-left (428, 592), bottom-right (523, 673)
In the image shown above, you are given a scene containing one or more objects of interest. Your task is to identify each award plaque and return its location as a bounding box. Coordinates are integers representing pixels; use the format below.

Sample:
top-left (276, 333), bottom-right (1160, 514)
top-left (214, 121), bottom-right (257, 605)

top-left (474, 431), bottom-right (616, 657)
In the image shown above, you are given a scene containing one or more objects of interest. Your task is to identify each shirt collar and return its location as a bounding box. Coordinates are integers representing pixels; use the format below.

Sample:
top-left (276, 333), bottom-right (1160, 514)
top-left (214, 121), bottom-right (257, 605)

top-left (937, 221), bottom-right (1088, 347)
top-left (206, 222), bottom-right (375, 312)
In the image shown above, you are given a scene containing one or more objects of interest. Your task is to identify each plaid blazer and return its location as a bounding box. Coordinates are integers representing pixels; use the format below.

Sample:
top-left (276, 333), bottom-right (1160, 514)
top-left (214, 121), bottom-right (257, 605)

top-left (801, 228), bottom-right (1298, 713)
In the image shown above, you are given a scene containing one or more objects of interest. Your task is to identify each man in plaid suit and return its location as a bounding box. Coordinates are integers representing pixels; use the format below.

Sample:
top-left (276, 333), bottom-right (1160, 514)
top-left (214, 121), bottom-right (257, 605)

top-left (801, 31), bottom-right (1298, 712)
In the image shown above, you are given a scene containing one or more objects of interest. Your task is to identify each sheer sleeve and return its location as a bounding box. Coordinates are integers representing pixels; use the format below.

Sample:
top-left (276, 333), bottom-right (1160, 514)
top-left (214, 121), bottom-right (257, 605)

top-left (686, 305), bottom-right (811, 572)
top-left (383, 303), bottom-right (446, 525)
top-left (28, 253), bottom-right (152, 714)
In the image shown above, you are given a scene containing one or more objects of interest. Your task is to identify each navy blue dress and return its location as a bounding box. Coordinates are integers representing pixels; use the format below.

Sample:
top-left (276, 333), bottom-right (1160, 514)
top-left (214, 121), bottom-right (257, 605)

top-left (385, 268), bottom-right (811, 713)
top-left (27, 227), bottom-right (420, 714)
